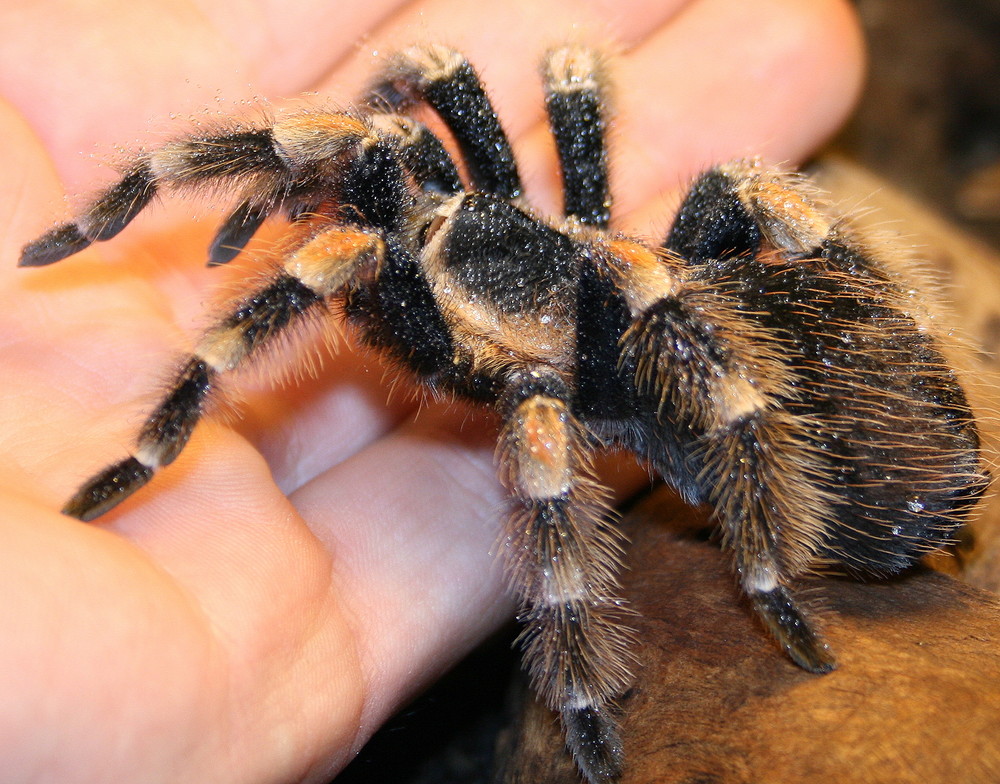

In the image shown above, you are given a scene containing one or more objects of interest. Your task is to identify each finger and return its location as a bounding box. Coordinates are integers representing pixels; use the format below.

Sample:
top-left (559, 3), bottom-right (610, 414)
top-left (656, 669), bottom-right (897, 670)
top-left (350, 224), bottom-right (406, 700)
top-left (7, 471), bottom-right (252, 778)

top-left (195, 0), bottom-right (412, 94)
top-left (321, 0), bottom-right (693, 125)
top-left (515, 0), bottom-right (866, 224)
top-left (289, 404), bottom-right (510, 744)
top-left (0, 438), bottom-right (366, 783)
top-left (0, 0), bottom-right (407, 186)
top-left (0, 94), bottom-right (180, 491)
top-left (224, 345), bottom-right (412, 493)
top-left (614, 0), bottom-right (865, 232)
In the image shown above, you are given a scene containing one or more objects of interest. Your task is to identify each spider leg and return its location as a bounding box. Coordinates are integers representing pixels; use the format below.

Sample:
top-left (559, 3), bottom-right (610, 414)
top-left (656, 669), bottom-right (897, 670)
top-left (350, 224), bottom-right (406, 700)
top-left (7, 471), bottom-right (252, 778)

top-left (211, 112), bottom-right (466, 267)
top-left (701, 411), bottom-right (839, 674)
top-left (19, 115), bottom-right (383, 267)
top-left (208, 198), bottom-right (272, 266)
top-left (368, 113), bottom-right (463, 196)
top-left (659, 167), bottom-right (842, 667)
top-left (366, 44), bottom-right (521, 198)
top-left (614, 244), bottom-right (837, 672)
top-left (20, 160), bottom-right (159, 266)
top-left (499, 369), bottom-right (634, 784)
top-left (61, 225), bottom-right (383, 521)
top-left (542, 46), bottom-right (611, 228)
top-left (664, 160), bottom-right (831, 262)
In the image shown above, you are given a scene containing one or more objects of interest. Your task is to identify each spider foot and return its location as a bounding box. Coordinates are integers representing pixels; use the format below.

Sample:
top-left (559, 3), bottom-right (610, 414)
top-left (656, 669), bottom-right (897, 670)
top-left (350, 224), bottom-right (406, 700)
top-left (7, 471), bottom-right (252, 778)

top-left (563, 703), bottom-right (624, 784)
top-left (62, 457), bottom-right (154, 522)
top-left (751, 584), bottom-right (837, 674)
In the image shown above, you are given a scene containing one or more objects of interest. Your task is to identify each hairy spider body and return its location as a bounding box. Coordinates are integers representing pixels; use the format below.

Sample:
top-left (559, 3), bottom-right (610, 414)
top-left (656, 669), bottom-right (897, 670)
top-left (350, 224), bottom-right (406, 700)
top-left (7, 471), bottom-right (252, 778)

top-left (21, 45), bottom-right (988, 783)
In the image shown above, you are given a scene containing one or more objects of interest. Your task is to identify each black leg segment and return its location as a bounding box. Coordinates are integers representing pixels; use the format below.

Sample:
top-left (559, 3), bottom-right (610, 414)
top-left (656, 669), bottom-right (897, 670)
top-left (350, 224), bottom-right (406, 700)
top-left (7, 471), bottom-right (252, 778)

top-left (543, 47), bottom-right (611, 228)
top-left (19, 161), bottom-right (157, 267)
top-left (750, 583), bottom-right (836, 673)
top-left (20, 224), bottom-right (94, 267)
top-left (664, 167), bottom-right (762, 262)
top-left (208, 199), bottom-right (271, 266)
top-left (370, 114), bottom-right (463, 195)
top-left (345, 235), bottom-right (455, 379)
top-left (62, 457), bottom-right (155, 522)
top-left (367, 45), bottom-right (521, 198)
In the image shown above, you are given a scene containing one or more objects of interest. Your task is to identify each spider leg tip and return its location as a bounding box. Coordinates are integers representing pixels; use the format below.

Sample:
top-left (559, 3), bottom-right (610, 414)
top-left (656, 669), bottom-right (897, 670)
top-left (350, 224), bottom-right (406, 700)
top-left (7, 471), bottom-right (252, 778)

top-left (790, 642), bottom-right (838, 675)
top-left (563, 704), bottom-right (624, 784)
top-left (60, 456), bottom-right (155, 522)
top-left (19, 224), bottom-right (93, 267)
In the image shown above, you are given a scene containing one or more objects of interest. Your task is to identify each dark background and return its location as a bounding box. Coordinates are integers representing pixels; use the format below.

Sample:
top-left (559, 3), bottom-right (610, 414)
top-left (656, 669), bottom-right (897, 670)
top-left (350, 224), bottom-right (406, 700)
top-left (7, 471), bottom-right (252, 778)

top-left (838, 0), bottom-right (1000, 247)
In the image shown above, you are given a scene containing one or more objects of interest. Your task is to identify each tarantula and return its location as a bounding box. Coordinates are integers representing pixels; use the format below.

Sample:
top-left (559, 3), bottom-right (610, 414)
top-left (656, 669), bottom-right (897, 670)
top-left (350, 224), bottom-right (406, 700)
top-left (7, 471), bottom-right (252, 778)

top-left (20, 44), bottom-right (989, 783)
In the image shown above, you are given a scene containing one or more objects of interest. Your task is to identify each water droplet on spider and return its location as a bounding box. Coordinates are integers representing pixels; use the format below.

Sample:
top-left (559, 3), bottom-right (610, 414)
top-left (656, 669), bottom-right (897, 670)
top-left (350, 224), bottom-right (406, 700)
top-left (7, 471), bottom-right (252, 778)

top-left (907, 499), bottom-right (925, 513)
top-left (540, 314), bottom-right (552, 324)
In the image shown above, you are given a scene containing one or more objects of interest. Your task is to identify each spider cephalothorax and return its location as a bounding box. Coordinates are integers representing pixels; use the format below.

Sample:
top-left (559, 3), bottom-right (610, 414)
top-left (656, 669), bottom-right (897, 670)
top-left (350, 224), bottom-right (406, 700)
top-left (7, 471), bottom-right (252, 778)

top-left (20, 44), bottom-right (989, 783)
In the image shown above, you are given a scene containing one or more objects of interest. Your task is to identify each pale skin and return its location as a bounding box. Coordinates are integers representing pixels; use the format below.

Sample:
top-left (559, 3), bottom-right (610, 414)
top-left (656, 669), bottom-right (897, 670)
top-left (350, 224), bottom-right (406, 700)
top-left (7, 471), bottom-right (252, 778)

top-left (0, 1), bottom-right (864, 781)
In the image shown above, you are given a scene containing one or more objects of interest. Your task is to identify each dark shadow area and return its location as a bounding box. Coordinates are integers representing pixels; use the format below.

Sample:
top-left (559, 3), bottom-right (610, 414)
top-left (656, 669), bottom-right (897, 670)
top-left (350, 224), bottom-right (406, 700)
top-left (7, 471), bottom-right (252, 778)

top-left (840, 0), bottom-right (1000, 248)
top-left (335, 628), bottom-right (518, 784)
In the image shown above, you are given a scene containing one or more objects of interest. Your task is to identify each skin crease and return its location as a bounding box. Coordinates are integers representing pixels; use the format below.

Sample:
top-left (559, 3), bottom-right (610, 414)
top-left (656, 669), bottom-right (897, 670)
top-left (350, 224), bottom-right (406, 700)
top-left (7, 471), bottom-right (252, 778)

top-left (0, 1), bottom-right (864, 782)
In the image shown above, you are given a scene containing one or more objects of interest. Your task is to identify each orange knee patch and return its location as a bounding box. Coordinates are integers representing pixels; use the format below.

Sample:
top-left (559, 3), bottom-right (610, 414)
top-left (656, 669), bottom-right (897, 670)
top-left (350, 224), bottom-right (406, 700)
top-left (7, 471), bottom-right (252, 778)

top-left (284, 228), bottom-right (383, 296)
top-left (510, 397), bottom-right (573, 501)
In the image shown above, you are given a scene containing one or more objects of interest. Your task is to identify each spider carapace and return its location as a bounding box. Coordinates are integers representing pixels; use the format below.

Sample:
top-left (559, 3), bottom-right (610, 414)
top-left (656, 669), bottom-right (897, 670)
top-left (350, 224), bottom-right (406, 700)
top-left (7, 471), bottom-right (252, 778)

top-left (20, 44), bottom-right (989, 783)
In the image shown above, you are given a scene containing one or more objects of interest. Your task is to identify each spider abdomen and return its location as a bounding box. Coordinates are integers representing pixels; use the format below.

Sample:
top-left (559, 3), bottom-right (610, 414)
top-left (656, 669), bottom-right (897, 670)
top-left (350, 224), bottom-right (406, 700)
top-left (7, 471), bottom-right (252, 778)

top-left (721, 251), bottom-right (986, 573)
top-left (619, 238), bottom-right (987, 580)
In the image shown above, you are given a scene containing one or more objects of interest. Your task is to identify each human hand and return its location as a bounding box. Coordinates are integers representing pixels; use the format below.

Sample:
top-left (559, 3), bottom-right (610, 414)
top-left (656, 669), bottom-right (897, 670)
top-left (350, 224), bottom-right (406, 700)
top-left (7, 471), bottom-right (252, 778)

top-left (0, 1), bottom-right (863, 781)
